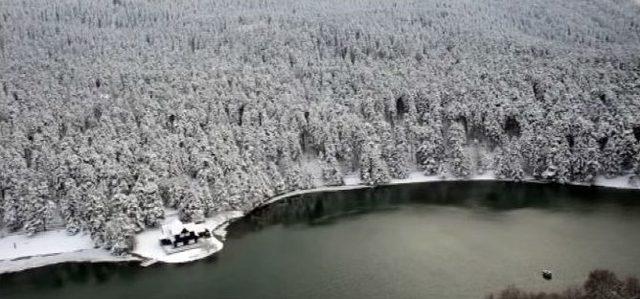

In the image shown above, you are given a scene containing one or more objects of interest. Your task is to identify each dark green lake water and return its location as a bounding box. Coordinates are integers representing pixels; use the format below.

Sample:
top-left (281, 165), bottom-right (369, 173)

top-left (1, 181), bottom-right (640, 299)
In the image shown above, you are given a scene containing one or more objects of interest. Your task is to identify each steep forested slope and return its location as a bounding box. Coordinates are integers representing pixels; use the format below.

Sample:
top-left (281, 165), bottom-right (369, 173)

top-left (1, 0), bottom-right (639, 253)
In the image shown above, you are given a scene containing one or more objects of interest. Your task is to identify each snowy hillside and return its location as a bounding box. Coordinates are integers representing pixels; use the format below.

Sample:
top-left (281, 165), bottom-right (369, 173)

top-left (1, 0), bottom-right (639, 254)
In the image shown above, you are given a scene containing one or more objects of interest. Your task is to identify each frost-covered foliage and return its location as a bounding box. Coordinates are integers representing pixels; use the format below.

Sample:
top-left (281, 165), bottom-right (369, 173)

top-left (494, 139), bottom-right (525, 182)
top-left (1, 0), bottom-right (639, 253)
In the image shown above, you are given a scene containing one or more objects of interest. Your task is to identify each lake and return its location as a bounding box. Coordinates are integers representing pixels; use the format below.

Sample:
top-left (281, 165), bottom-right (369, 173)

top-left (1, 181), bottom-right (639, 298)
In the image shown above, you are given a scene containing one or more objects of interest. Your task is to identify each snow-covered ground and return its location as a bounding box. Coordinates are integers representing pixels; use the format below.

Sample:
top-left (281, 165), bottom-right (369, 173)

top-left (0, 210), bottom-right (243, 274)
top-left (0, 229), bottom-right (137, 274)
top-left (0, 249), bottom-right (137, 275)
top-left (0, 172), bottom-right (638, 274)
top-left (262, 184), bottom-right (369, 206)
top-left (132, 210), bottom-right (243, 264)
top-left (342, 173), bottom-right (363, 186)
top-left (386, 172), bottom-right (640, 190)
top-left (388, 171), bottom-right (496, 185)
top-left (593, 174), bottom-right (640, 189)
top-left (0, 229), bottom-right (95, 261)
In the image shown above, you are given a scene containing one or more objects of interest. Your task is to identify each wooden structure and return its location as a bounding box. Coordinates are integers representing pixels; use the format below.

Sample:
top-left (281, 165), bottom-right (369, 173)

top-left (159, 220), bottom-right (213, 254)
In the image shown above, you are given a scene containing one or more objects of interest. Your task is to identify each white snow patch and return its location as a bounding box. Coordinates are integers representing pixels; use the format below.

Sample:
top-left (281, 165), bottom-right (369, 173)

top-left (0, 249), bottom-right (137, 274)
top-left (0, 229), bottom-right (136, 274)
top-left (342, 173), bottom-right (362, 186)
top-left (594, 174), bottom-right (640, 190)
top-left (213, 223), bottom-right (231, 239)
top-left (262, 184), bottom-right (370, 206)
top-left (0, 229), bottom-right (95, 261)
top-left (301, 158), bottom-right (324, 187)
top-left (470, 172), bottom-right (497, 181)
top-left (388, 171), bottom-right (640, 190)
top-left (132, 210), bottom-right (243, 264)
top-left (388, 171), bottom-right (497, 185)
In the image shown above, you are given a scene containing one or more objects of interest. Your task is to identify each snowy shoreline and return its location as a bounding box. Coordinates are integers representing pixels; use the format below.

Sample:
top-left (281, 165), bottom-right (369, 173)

top-left (0, 230), bottom-right (140, 275)
top-left (1, 172), bottom-right (638, 275)
top-left (131, 210), bottom-right (244, 264)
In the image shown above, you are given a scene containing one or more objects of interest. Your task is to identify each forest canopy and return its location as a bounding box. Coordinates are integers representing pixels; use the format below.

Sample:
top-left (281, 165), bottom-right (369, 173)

top-left (1, 0), bottom-right (639, 253)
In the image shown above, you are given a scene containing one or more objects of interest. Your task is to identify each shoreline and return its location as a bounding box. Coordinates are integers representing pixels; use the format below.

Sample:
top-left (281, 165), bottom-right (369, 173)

top-left (1, 172), bottom-right (638, 275)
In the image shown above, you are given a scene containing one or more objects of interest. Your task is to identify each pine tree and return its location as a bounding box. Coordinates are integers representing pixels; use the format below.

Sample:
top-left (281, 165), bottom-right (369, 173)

top-left (383, 126), bottom-right (410, 179)
top-left (359, 141), bottom-right (391, 185)
top-left (495, 139), bottom-right (525, 181)
top-left (24, 180), bottom-right (55, 236)
top-left (415, 125), bottom-right (445, 175)
top-left (177, 181), bottom-right (205, 223)
top-left (2, 186), bottom-right (25, 231)
top-left (132, 173), bottom-right (164, 228)
top-left (82, 185), bottom-right (109, 246)
top-left (571, 137), bottom-right (600, 184)
top-left (322, 155), bottom-right (343, 186)
top-left (104, 213), bottom-right (136, 255)
top-left (446, 122), bottom-right (471, 177)
top-left (60, 178), bottom-right (82, 235)
top-left (1, 0), bottom-right (640, 255)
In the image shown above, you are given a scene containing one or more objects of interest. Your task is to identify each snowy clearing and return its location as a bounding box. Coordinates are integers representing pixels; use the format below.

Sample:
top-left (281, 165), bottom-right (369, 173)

top-left (0, 210), bottom-right (243, 274)
top-left (0, 229), bottom-right (137, 274)
top-left (132, 210), bottom-right (243, 264)
top-left (0, 249), bottom-right (138, 275)
top-left (0, 229), bottom-right (95, 261)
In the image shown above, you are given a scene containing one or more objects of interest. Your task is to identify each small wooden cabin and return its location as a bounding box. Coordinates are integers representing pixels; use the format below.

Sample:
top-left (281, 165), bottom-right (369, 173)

top-left (159, 221), bottom-right (212, 252)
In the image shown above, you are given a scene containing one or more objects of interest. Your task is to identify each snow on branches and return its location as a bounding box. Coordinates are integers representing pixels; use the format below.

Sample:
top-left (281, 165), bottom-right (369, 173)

top-left (1, 0), bottom-right (639, 253)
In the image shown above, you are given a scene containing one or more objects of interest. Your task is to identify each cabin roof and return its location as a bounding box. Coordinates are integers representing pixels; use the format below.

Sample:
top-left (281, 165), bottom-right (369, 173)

top-left (161, 219), bottom-right (207, 237)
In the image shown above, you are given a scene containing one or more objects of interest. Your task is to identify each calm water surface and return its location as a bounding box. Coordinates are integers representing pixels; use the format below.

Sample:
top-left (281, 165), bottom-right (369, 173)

top-left (1, 181), bottom-right (639, 299)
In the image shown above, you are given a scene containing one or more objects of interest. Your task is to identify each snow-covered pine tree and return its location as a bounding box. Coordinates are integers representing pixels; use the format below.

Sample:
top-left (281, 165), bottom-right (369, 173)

top-left (2, 184), bottom-right (25, 232)
top-left (104, 213), bottom-right (136, 255)
top-left (540, 131), bottom-right (572, 184)
top-left (495, 139), bottom-right (525, 181)
top-left (1, 0), bottom-right (639, 253)
top-left (415, 124), bottom-right (445, 175)
top-left (131, 170), bottom-right (164, 227)
top-left (264, 161), bottom-right (286, 194)
top-left (630, 143), bottom-right (640, 187)
top-left (359, 140), bottom-right (391, 185)
top-left (24, 180), bottom-right (56, 236)
top-left (59, 179), bottom-right (82, 235)
top-left (570, 137), bottom-right (600, 184)
top-left (446, 122), bottom-right (471, 177)
top-left (177, 180), bottom-right (205, 223)
top-left (280, 153), bottom-right (310, 192)
top-left (322, 155), bottom-right (344, 186)
top-left (381, 125), bottom-right (410, 179)
top-left (82, 184), bottom-right (109, 246)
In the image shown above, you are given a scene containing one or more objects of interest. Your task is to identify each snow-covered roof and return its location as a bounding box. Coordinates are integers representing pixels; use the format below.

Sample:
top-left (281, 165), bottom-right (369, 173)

top-left (161, 219), bottom-right (207, 237)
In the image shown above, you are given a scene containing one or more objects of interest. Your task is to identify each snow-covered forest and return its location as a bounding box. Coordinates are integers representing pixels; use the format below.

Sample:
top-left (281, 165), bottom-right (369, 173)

top-left (1, 0), bottom-right (639, 254)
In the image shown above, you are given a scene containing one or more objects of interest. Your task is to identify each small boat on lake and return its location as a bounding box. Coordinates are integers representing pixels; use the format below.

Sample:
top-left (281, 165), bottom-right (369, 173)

top-left (542, 270), bottom-right (553, 280)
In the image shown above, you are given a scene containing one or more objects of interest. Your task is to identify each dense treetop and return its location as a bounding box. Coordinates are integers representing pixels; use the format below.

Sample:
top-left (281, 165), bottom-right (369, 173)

top-left (1, 0), bottom-right (639, 253)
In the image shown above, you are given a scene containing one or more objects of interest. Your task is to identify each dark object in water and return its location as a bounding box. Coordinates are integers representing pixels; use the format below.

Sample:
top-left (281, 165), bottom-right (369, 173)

top-left (542, 270), bottom-right (552, 280)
